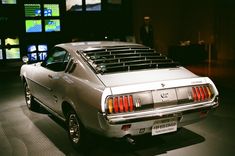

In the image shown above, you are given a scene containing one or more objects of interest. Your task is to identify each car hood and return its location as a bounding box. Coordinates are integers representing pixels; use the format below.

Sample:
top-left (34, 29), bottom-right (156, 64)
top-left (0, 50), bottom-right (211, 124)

top-left (97, 67), bottom-right (198, 87)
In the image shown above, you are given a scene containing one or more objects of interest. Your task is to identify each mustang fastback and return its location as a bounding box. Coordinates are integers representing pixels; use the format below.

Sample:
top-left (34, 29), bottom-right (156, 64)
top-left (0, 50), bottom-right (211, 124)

top-left (20, 41), bottom-right (219, 148)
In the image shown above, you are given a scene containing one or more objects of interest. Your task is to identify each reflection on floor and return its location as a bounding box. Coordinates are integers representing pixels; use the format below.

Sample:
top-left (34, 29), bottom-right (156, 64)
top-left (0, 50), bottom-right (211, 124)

top-left (0, 61), bottom-right (235, 156)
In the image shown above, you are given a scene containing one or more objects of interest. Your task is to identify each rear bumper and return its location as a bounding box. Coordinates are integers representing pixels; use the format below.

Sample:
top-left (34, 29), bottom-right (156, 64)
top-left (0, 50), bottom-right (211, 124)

top-left (97, 97), bottom-right (219, 138)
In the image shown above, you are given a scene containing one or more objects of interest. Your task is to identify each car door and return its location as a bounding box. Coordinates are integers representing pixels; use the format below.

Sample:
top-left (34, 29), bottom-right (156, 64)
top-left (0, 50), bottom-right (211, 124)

top-left (35, 47), bottom-right (70, 110)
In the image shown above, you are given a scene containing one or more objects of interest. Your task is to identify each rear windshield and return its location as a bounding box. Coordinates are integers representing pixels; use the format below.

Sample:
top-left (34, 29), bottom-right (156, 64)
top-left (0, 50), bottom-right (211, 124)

top-left (78, 45), bottom-right (179, 74)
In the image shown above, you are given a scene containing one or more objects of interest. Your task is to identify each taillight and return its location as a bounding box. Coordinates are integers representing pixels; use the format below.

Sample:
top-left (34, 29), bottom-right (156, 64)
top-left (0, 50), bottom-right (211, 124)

top-left (106, 95), bottom-right (135, 114)
top-left (191, 85), bottom-right (213, 102)
top-left (195, 87), bottom-right (201, 101)
top-left (129, 95), bottom-right (134, 111)
top-left (124, 96), bottom-right (129, 112)
top-left (114, 97), bottom-right (118, 113)
top-left (199, 86), bottom-right (205, 100)
top-left (119, 96), bottom-right (124, 112)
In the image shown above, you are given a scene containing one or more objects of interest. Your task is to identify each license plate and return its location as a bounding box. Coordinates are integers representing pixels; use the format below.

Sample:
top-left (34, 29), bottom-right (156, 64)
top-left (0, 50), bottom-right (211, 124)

top-left (152, 117), bottom-right (177, 136)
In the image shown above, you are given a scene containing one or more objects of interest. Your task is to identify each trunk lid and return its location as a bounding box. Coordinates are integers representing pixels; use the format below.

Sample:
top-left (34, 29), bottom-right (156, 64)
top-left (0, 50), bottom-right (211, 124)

top-left (97, 67), bottom-right (197, 87)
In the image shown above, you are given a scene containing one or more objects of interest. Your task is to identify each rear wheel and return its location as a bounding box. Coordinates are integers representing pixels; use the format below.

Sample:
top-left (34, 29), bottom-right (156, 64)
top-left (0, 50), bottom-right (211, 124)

top-left (66, 109), bottom-right (87, 150)
top-left (24, 82), bottom-right (37, 110)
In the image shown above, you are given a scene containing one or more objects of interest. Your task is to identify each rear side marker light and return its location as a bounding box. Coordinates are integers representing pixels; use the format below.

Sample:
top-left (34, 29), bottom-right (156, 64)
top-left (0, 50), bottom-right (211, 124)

top-left (108, 98), bottom-right (113, 114)
top-left (206, 86), bottom-right (212, 99)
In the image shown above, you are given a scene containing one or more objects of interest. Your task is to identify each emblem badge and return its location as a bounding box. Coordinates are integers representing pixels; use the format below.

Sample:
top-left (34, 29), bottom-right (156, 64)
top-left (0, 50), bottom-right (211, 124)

top-left (161, 92), bottom-right (169, 99)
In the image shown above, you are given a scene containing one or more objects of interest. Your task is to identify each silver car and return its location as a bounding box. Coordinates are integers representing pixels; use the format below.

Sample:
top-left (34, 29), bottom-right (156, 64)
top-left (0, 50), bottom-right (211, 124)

top-left (20, 41), bottom-right (219, 149)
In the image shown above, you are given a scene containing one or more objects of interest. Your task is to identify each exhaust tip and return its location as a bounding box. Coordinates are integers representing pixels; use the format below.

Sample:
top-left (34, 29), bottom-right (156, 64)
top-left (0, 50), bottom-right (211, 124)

top-left (124, 135), bottom-right (136, 145)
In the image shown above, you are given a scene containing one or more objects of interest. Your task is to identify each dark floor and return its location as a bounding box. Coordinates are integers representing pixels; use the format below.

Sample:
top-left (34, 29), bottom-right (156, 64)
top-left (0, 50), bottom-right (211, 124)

top-left (0, 61), bottom-right (235, 156)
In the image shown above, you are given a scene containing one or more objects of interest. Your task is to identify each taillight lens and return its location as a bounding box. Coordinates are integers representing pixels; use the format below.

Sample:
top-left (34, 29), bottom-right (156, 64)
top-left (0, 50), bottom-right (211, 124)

top-left (191, 85), bottom-right (213, 102)
top-left (106, 95), bottom-right (134, 114)
top-left (108, 98), bottom-right (113, 114)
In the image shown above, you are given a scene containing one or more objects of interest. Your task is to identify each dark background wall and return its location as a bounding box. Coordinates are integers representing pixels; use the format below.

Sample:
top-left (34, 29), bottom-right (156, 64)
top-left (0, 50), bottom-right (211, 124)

top-left (132, 0), bottom-right (235, 61)
top-left (0, 0), bottom-right (235, 67)
top-left (63, 1), bottom-right (133, 41)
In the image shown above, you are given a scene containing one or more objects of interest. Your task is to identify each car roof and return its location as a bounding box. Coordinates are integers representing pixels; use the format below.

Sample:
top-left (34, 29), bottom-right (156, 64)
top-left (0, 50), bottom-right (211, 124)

top-left (56, 41), bottom-right (143, 51)
top-left (56, 41), bottom-right (179, 74)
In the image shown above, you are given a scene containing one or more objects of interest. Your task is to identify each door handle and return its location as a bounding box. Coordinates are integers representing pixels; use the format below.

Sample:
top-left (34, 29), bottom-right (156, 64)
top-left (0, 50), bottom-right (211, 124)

top-left (48, 74), bottom-right (59, 80)
top-left (48, 74), bottom-right (53, 79)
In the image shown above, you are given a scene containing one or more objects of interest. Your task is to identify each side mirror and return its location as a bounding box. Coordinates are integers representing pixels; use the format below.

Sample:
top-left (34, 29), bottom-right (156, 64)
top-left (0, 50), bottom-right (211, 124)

top-left (22, 56), bottom-right (29, 64)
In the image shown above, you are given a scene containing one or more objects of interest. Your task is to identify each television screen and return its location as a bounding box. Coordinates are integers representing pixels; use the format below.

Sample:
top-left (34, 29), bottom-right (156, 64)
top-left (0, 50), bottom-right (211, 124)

top-left (27, 45), bottom-right (37, 53)
top-left (25, 20), bottom-right (42, 33)
top-left (66, 0), bottom-right (82, 11)
top-left (1, 0), bottom-right (16, 4)
top-left (24, 4), bottom-right (41, 17)
top-left (38, 52), bottom-right (47, 61)
top-left (28, 53), bottom-right (37, 61)
top-left (85, 0), bottom-right (101, 11)
top-left (0, 49), bottom-right (3, 60)
top-left (0, 39), bottom-right (1, 45)
top-left (6, 48), bottom-right (20, 59)
top-left (38, 44), bottom-right (48, 51)
top-left (45, 19), bottom-right (60, 32)
top-left (44, 4), bottom-right (60, 17)
top-left (5, 37), bottom-right (19, 46)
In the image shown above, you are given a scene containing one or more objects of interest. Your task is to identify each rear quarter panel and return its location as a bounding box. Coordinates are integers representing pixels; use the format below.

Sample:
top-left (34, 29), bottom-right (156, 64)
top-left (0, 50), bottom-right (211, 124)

top-left (62, 55), bottom-right (106, 131)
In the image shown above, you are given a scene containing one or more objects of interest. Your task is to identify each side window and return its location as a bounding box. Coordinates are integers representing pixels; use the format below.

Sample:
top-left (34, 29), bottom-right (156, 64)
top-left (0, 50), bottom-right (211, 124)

top-left (42, 47), bottom-right (70, 72)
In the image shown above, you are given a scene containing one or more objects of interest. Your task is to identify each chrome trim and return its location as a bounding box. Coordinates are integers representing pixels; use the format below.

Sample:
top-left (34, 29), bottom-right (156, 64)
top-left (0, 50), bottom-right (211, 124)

top-left (105, 100), bottom-right (219, 124)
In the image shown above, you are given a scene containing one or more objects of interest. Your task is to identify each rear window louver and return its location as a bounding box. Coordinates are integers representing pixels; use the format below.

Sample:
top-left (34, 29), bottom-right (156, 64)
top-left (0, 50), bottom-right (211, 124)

top-left (78, 45), bottom-right (179, 74)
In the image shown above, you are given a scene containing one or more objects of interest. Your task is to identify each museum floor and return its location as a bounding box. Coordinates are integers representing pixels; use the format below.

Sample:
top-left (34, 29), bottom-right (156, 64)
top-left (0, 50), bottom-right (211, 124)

top-left (0, 60), bottom-right (235, 156)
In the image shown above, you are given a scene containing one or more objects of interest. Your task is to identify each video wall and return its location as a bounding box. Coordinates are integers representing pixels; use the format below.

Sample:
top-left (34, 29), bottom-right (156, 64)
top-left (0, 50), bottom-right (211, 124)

top-left (0, 40), bottom-right (48, 62)
top-left (27, 44), bottom-right (48, 62)
top-left (24, 3), bottom-right (61, 33)
top-left (0, 0), bottom-right (128, 63)
top-left (0, 37), bottom-right (20, 60)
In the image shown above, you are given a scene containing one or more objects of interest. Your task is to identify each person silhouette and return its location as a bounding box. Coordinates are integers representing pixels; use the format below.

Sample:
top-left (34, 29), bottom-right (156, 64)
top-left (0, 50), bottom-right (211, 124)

top-left (140, 16), bottom-right (154, 48)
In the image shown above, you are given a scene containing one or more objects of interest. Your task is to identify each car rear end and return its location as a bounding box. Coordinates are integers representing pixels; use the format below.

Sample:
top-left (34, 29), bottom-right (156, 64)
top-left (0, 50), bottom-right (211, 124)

top-left (77, 41), bottom-right (219, 139)
top-left (98, 76), bottom-right (218, 138)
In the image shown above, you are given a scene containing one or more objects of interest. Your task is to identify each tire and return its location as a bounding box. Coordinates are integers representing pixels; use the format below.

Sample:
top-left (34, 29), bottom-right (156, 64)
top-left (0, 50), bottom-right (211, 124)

top-left (24, 82), bottom-right (37, 110)
top-left (66, 109), bottom-right (87, 150)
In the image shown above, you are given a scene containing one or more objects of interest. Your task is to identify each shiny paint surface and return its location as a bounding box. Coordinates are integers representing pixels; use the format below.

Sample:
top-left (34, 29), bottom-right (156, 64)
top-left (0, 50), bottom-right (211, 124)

top-left (20, 41), bottom-right (219, 138)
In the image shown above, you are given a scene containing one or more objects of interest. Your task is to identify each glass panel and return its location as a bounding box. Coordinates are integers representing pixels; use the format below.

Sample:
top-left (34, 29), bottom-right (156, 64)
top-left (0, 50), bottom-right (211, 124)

top-left (66, 0), bottom-right (82, 11)
top-left (25, 20), bottom-right (42, 33)
top-left (85, 0), bottom-right (101, 11)
top-left (44, 4), bottom-right (60, 17)
top-left (6, 48), bottom-right (20, 59)
top-left (45, 19), bottom-right (60, 32)
top-left (2, 0), bottom-right (17, 4)
top-left (24, 4), bottom-right (41, 17)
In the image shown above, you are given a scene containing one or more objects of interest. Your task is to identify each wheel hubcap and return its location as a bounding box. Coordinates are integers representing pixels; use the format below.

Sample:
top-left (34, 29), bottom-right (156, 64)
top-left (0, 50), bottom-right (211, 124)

top-left (69, 114), bottom-right (80, 144)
